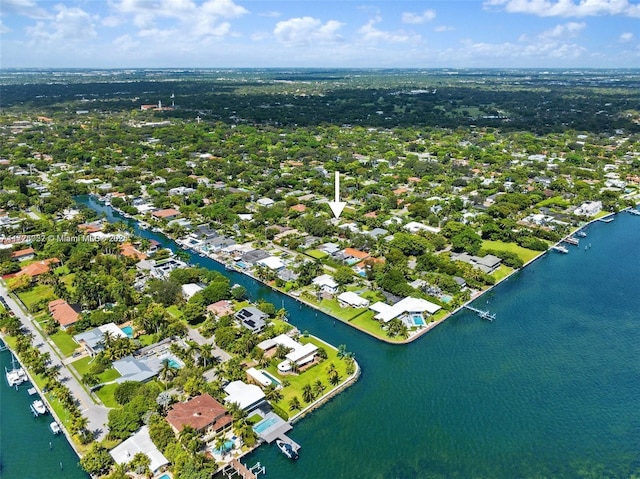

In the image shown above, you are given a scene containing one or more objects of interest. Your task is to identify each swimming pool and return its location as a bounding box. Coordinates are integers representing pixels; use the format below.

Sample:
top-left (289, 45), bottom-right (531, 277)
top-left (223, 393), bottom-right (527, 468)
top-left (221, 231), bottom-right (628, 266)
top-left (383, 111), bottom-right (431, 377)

top-left (157, 474), bottom-right (171, 479)
top-left (236, 261), bottom-right (248, 269)
top-left (211, 440), bottom-right (234, 454)
top-left (253, 415), bottom-right (279, 434)
top-left (260, 370), bottom-right (281, 386)
top-left (411, 314), bottom-right (425, 326)
top-left (120, 326), bottom-right (133, 338)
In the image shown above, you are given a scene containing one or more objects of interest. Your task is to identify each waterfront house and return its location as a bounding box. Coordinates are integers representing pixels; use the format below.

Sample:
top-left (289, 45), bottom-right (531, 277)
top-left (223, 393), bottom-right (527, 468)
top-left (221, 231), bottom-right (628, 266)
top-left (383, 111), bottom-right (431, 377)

top-left (166, 393), bottom-right (232, 435)
top-left (451, 252), bottom-right (502, 274)
top-left (48, 299), bottom-right (80, 330)
top-left (258, 334), bottom-right (318, 372)
top-left (312, 274), bottom-right (339, 295)
top-left (235, 307), bottom-right (268, 333)
top-left (152, 208), bottom-right (181, 220)
top-left (370, 296), bottom-right (441, 325)
top-left (337, 291), bottom-right (370, 308)
top-left (256, 256), bottom-right (285, 271)
top-left (223, 380), bottom-right (267, 413)
top-left (181, 283), bottom-right (204, 301)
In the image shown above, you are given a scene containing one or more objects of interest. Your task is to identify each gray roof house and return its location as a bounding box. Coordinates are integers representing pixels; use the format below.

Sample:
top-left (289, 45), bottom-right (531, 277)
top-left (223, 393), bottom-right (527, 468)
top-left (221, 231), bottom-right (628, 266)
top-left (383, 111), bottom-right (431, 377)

top-left (235, 307), bottom-right (268, 333)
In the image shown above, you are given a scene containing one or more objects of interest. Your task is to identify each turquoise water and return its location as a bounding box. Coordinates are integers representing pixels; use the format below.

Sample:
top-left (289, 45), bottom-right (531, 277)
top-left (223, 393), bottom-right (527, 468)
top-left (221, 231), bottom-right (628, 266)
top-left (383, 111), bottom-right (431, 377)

top-left (76, 196), bottom-right (640, 478)
top-left (253, 416), bottom-right (280, 434)
top-left (211, 440), bottom-right (234, 454)
top-left (166, 358), bottom-right (181, 369)
top-left (411, 314), bottom-right (425, 326)
top-left (120, 326), bottom-right (133, 338)
top-left (0, 349), bottom-right (88, 479)
top-left (157, 474), bottom-right (171, 479)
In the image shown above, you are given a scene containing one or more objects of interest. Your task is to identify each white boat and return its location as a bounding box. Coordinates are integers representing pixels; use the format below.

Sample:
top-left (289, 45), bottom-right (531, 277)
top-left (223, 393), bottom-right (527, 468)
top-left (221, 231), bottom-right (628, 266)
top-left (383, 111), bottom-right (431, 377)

top-left (551, 245), bottom-right (569, 254)
top-left (5, 366), bottom-right (27, 387)
top-left (276, 440), bottom-right (299, 460)
top-left (31, 399), bottom-right (47, 416)
top-left (50, 421), bottom-right (61, 434)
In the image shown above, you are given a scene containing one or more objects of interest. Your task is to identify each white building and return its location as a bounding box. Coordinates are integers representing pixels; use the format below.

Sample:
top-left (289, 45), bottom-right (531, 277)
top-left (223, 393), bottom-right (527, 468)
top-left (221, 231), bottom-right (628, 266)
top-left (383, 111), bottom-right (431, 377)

top-left (110, 426), bottom-right (169, 474)
top-left (337, 291), bottom-right (370, 308)
top-left (256, 198), bottom-right (275, 208)
top-left (312, 274), bottom-right (339, 294)
top-left (574, 201), bottom-right (603, 217)
top-left (182, 283), bottom-right (204, 300)
top-left (404, 221), bottom-right (441, 234)
top-left (224, 380), bottom-right (266, 412)
top-left (370, 297), bottom-right (441, 324)
top-left (257, 256), bottom-right (285, 270)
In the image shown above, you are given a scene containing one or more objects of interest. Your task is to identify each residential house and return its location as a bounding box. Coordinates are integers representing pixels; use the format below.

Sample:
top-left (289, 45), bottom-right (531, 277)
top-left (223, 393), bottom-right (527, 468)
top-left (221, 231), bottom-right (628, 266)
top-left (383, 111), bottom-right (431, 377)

top-left (110, 426), bottom-right (169, 474)
top-left (166, 394), bottom-right (232, 435)
top-left (73, 323), bottom-right (128, 356)
top-left (337, 291), bottom-right (370, 308)
top-left (10, 247), bottom-right (35, 262)
top-left (152, 208), bottom-right (181, 220)
top-left (223, 380), bottom-right (266, 413)
top-left (235, 307), bottom-right (268, 333)
top-left (206, 300), bottom-right (234, 318)
top-left (182, 283), bottom-right (204, 301)
top-left (370, 296), bottom-right (441, 325)
top-left (452, 252), bottom-right (502, 274)
top-left (312, 274), bottom-right (339, 294)
top-left (48, 299), bottom-right (80, 330)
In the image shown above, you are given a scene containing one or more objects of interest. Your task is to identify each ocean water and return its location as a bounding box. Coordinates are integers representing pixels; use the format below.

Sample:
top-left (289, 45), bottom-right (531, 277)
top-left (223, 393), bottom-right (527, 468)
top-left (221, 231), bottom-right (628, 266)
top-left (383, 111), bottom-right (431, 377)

top-left (77, 196), bottom-right (640, 478)
top-left (0, 349), bottom-right (88, 478)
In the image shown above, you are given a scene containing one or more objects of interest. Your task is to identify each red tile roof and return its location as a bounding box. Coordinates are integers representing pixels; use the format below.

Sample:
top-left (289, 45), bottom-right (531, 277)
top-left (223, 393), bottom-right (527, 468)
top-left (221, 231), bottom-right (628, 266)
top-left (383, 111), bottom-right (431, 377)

top-left (119, 243), bottom-right (147, 261)
top-left (17, 258), bottom-right (59, 277)
top-left (10, 247), bottom-right (35, 259)
top-left (166, 394), bottom-right (232, 433)
top-left (152, 208), bottom-right (180, 219)
top-left (49, 299), bottom-right (79, 327)
top-left (343, 248), bottom-right (370, 260)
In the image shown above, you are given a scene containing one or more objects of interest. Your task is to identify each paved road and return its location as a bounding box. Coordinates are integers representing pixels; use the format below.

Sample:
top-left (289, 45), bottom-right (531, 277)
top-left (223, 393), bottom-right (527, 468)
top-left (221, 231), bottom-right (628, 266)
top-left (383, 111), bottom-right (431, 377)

top-left (0, 283), bottom-right (110, 441)
top-left (186, 327), bottom-right (232, 362)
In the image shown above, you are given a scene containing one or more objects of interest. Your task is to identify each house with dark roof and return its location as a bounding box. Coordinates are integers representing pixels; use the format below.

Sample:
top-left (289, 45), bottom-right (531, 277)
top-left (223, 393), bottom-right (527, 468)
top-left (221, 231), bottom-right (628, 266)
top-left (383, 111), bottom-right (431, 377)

top-left (234, 306), bottom-right (268, 333)
top-left (166, 394), bottom-right (232, 435)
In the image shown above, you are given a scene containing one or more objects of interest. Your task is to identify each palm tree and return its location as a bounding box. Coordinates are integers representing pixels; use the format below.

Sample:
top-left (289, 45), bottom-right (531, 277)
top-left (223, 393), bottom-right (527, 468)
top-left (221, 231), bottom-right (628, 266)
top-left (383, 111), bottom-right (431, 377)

top-left (288, 396), bottom-right (302, 411)
top-left (199, 343), bottom-right (214, 369)
top-left (313, 379), bottom-right (326, 397)
top-left (264, 383), bottom-right (283, 402)
top-left (159, 358), bottom-right (178, 383)
top-left (302, 383), bottom-right (315, 404)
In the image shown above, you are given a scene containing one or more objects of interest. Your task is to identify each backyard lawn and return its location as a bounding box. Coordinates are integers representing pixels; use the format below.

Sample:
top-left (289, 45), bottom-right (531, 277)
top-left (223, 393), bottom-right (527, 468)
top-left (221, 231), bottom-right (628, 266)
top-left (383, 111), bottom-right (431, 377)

top-left (304, 249), bottom-right (328, 260)
top-left (71, 356), bottom-right (121, 383)
top-left (17, 284), bottom-right (55, 312)
top-left (50, 330), bottom-right (80, 357)
top-left (95, 383), bottom-right (120, 408)
top-left (482, 240), bottom-right (544, 264)
top-left (269, 336), bottom-right (352, 419)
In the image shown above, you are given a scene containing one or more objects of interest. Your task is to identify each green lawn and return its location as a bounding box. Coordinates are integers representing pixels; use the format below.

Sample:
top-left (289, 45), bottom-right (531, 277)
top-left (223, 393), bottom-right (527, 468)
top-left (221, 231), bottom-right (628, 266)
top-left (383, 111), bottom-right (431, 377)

top-left (317, 298), bottom-right (365, 321)
top-left (304, 249), bottom-right (328, 260)
top-left (482, 240), bottom-right (544, 264)
top-left (269, 336), bottom-right (351, 419)
top-left (166, 305), bottom-right (184, 318)
top-left (491, 264), bottom-right (514, 282)
top-left (95, 383), bottom-right (120, 408)
top-left (17, 285), bottom-right (56, 312)
top-left (50, 330), bottom-right (80, 357)
top-left (71, 356), bottom-right (120, 383)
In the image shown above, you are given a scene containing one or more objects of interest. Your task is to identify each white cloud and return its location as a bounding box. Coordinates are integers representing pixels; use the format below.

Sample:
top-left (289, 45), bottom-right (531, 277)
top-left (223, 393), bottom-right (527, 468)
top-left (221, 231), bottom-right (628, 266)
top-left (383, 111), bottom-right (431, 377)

top-left (539, 21), bottom-right (586, 39)
top-left (0, 20), bottom-right (11, 33)
top-left (274, 17), bottom-right (344, 46)
top-left (1, 0), bottom-right (50, 19)
top-left (26, 5), bottom-right (97, 43)
top-left (434, 25), bottom-right (454, 32)
top-left (619, 32), bottom-right (634, 42)
top-left (484, 0), bottom-right (640, 18)
top-left (259, 11), bottom-right (281, 18)
top-left (402, 9), bottom-right (436, 24)
top-left (358, 16), bottom-right (421, 43)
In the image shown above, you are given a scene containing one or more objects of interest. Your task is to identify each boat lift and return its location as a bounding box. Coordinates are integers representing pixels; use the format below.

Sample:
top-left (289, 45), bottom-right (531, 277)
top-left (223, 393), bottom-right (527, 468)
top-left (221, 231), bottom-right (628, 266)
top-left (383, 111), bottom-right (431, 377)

top-left (463, 305), bottom-right (495, 321)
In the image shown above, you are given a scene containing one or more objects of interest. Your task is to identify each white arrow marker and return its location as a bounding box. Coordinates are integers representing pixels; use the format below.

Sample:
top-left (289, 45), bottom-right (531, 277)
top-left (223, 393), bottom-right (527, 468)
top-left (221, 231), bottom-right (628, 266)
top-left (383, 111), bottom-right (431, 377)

top-left (328, 171), bottom-right (347, 219)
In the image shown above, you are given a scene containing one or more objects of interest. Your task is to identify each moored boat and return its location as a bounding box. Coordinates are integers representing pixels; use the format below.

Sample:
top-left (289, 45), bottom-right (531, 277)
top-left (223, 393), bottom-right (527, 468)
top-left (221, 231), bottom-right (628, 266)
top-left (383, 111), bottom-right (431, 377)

top-left (276, 439), bottom-right (299, 460)
top-left (31, 399), bottom-right (47, 416)
top-left (50, 421), bottom-right (61, 434)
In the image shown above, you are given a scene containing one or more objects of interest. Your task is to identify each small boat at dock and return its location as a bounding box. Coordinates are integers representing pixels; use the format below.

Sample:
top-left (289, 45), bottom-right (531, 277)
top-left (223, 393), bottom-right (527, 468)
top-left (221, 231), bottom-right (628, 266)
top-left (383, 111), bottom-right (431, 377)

top-left (30, 399), bottom-right (47, 416)
top-left (276, 439), bottom-right (299, 460)
top-left (50, 421), bottom-right (61, 434)
top-left (551, 245), bottom-right (569, 254)
top-left (576, 231), bottom-right (587, 237)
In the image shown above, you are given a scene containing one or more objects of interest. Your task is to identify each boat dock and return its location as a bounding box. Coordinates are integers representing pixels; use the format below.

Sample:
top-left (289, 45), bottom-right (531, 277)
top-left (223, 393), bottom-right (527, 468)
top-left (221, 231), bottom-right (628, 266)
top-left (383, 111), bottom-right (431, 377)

top-left (463, 305), bottom-right (495, 321)
top-left (598, 216), bottom-right (615, 223)
top-left (221, 459), bottom-right (266, 479)
top-left (628, 208), bottom-right (640, 216)
top-left (551, 245), bottom-right (569, 254)
top-left (562, 236), bottom-right (579, 246)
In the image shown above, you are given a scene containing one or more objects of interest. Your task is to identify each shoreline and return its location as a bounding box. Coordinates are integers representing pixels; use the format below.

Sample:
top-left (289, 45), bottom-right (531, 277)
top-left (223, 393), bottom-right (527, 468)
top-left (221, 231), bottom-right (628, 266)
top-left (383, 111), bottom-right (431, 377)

top-left (100, 196), bottom-right (628, 346)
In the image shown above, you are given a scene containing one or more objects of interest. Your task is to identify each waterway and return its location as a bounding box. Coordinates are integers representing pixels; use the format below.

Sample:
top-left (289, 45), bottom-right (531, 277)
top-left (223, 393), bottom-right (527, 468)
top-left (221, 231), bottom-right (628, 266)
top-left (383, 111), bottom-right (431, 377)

top-left (76, 195), bottom-right (640, 478)
top-left (0, 347), bottom-right (88, 478)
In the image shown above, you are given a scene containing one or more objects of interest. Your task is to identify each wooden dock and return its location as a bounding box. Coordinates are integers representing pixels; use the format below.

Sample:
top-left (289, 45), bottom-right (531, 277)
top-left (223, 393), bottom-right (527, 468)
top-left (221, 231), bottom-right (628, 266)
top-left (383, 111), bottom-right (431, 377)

top-left (628, 208), bottom-right (640, 216)
top-left (562, 236), bottom-right (579, 246)
top-left (463, 305), bottom-right (495, 321)
top-left (222, 459), bottom-right (257, 479)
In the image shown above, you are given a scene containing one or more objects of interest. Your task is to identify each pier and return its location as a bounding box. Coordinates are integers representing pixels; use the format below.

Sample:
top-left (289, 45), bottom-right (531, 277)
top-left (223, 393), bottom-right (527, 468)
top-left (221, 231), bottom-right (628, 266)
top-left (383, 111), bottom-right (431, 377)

top-left (562, 236), bottom-right (579, 246)
top-left (551, 245), bottom-right (569, 254)
top-left (222, 459), bottom-right (266, 479)
top-left (463, 305), bottom-right (495, 321)
top-left (627, 208), bottom-right (640, 216)
top-left (598, 216), bottom-right (615, 223)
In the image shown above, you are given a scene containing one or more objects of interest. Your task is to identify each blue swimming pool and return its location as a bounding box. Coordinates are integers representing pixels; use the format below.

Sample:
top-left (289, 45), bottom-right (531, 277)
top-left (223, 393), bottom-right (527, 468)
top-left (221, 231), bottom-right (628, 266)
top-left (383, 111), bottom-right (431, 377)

top-left (253, 416), bottom-right (279, 434)
top-left (120, 326), bottom-right (133, 338)
top-left (157, 474), bottom-right (171, 479)
top-left (167, 358), bottom-right (181, 369)
top-left (236, 261), bottom-right (248, 269)
top-left (211, 440), bottom-right (234, 454)
top-left (261, 370), bottom-right (281, 386)
top-left (411, 314), bottom-right (425, 326)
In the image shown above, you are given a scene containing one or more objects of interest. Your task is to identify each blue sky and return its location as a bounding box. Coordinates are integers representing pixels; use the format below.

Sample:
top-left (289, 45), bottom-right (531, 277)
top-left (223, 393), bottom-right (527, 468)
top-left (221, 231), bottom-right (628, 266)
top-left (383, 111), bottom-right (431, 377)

top-left (1, 0), bottom-right (639, 68)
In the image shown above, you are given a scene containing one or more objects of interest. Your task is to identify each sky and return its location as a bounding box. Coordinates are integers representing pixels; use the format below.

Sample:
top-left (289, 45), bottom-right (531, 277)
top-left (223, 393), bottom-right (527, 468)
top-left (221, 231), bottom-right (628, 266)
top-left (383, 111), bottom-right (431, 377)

top-left (1, 0), bottom-right (639, 69)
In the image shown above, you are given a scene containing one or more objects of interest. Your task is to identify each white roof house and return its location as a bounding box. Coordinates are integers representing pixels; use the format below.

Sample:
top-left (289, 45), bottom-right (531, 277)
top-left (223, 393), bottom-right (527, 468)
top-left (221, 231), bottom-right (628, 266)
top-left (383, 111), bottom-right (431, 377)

top-left (285, 342), bottom-right (318, 366)
top-left (257, 256), bottom-right (285, 270)
top-left (224, 380), bottom-right (266, 411)
top-left (256, 198), bottom-right (275, 207)
top-left (371, 297), bottom-right (441, 323)
top-left (110, 425), bottom-right (169, 473)
top-left (182, 283), bottom-right (204, 300)
top-left (246, 367), bottom-right (273, 388)
top-left (337, 291), bottom-right (370, 308)
top-left (404, 221), bottom-right (441, 234)
top-left (312, 274), bottom-right (339, 293)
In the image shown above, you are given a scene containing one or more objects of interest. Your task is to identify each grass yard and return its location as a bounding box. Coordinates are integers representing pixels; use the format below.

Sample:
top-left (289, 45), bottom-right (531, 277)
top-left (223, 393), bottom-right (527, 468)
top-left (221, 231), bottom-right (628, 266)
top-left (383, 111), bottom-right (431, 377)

top-left (95, 383), bottom-right (120, 408)
top-left (71, 357), bottom-right (121, 382)
top-left (318, 298), bottom-right (364, 321)
top-left (269, 336), bottom-right (351, 419)
top-left (17, 284), bottom-right (56, 312)
top-left (491, 264), bottom-right (514, 282)
top-left (50, 330), bottom-right (81, 357)
top-left (304, 249), bottom-right (328, 260)
top-left (166, 305), bottom-right (184, 318)
top-left (482, 240), bottom-right (543, 264)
